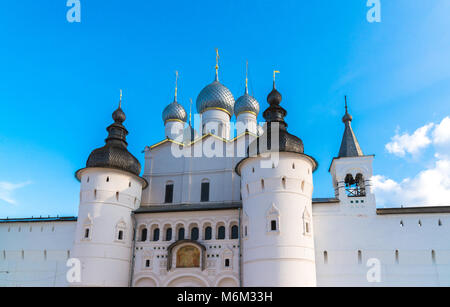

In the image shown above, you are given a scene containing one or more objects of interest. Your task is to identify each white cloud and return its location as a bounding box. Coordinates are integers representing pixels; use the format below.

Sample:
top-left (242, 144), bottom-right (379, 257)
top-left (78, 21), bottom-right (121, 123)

top-left (0, 181), bottom-right (31, 205)
top-left (375, 116), bottom-right (450, 207)
top-left (372, 158), bottom-right (450, 207)
top-left (385, 123), bottom-right (434, 157)
top-left (433, 116), bottom-right (450, 145)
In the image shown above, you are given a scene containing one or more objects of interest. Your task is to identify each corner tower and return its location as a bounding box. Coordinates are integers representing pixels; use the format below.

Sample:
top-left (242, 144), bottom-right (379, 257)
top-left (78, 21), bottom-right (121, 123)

top-left (73, 94), bottom-right (147, 287)
top-left (329, 97), bottom-right (375, 209)
top-left (236, 75), bottom-right (318, 287)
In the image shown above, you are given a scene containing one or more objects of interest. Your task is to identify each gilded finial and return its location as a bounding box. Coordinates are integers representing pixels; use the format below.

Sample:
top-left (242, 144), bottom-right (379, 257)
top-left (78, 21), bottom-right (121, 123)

top-left (174, 71), bottom-right (179, 102)
top-left (273, 70), bottom-right (280, 89)
top-left (215, 48), bottom-right (220, 81)
top-left (189, 98), bottom-right (193, 126)
top-left (245, 60), bottom-right (249, 94)
top-left (119, 89), bottom-right (122, 108)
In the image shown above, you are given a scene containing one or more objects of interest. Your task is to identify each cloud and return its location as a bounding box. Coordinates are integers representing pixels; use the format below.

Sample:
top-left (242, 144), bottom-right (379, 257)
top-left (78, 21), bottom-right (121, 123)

top-left (372, 159), bottom-right (450, 207)
top-left (375, 116), bottom-right (450, 207)
top-left (0, 181), bottom-right (32, 205)
top-left (385, 123), bottom-right (434, 157)
top-left (433, 116), bottom-right (450, 145)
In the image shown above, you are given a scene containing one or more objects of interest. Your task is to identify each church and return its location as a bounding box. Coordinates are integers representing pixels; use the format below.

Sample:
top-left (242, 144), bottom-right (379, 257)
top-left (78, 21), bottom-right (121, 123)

top-left (1, 55), bottom-right (450, 287)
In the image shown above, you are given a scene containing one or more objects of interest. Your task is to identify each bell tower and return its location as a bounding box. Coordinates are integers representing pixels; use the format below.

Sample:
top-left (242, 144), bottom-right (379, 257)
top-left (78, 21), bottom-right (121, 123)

top-left (329, 97), bottom-right (375, 210)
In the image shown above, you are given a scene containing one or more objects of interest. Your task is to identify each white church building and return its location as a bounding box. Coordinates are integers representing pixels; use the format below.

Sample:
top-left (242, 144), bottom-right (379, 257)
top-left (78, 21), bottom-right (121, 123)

top-left (1, 61), bottom-right (450, 287)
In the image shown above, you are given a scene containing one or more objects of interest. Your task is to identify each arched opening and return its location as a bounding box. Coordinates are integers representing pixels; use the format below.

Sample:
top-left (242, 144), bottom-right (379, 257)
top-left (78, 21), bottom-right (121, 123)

top-left (140, 228), bottom-right (148, 242)
top-left (176, 245), bottom-right (201, 268)
top-left (190, 227), bottom-right (199, 241)
top-left (204, 226), bottom-right (212, 240)
top-left (217, 225), bottom-right (226, 240)
top-left (230, 225), bottom-right (239, 239)
top-left (345, 173), bottom-right (366, 197)
top-left (153, 228), bottom-right (160, 242)
top-left (178, 227), bottom-right (185, 240)
top-left (165, 227), bottom-right (173, 241)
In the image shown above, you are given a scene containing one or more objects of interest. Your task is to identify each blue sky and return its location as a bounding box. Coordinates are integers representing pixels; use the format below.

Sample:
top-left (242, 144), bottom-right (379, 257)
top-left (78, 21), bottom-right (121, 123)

top-left (1, 0), bottom-right (449, 217)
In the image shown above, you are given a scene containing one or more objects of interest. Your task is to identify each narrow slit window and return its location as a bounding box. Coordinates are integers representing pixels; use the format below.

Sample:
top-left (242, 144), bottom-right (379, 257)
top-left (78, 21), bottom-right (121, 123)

top-left (118, 230), bottom-right (123, 241)
top-left (165, 183), bottom-right (174, 203)
top-left (324, 251), bottom-right (328, 264)
top-left (201, 181), bottom-right (210, 202)
top-left (225, 259), bottom-right (230, 267)
top-left (271, 220), bottom-right (277, 231)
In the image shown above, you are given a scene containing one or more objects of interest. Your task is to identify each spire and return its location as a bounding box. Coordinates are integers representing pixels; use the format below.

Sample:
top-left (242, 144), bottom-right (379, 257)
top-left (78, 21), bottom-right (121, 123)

top-left (174, 71), bottom-right (179, 102)
top-left (119, 89), bottom-right (122, 108)
top-left (215, 48), bottom-right (220, 82)
top-left (245, 60), bottom-right (249, 94)
top-left (189, 98), bottom-right (193, 126)
top-left (338, 96), bottom-right (363, 157)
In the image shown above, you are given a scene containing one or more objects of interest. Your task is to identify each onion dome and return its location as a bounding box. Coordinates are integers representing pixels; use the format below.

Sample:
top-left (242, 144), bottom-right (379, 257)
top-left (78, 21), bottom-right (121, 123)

top-left (234, 82), bottom-right (260, 116)
top-left (79, 100), bottom-right (141, 177)
top-left (236, 76), bottom-right (317, 175)
top-left (196, 49), bottom-right (235, 116)
top-left (162, 101), bottom-right (187, 124)
top-left (162, 71), bottom-right (187, 124)
top-left (196, 78), bottom-right (235, 116)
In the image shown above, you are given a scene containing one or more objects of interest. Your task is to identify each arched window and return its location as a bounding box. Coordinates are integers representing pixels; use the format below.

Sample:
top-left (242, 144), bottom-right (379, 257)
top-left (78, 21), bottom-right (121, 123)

top-left (231, 225), bottom-right (239, 239)
top-left (217, 226), bottom-right (225, 240)
top-left (165, 182), bottom-right (174, 203)
top-left (191, 227), bottom-right (199, 241)
top-left (165, 228), bottom-right (172, 241)
top-left (266, 204), bottom-right (280, 234)
top-left (204, 226), bottom-right (212, 240)
top-left (140, 228), bottom-right (148, 242)
top-left (178, 227), bottom-right (185, 240)
top-left (153, 228), bottom-right (160, 241)
top-left (345, 173), bottom-right (366, 197)
top-left (201, 179), bottom-right (210, 202)
top-left (118, 230), bottom-right (124, 240)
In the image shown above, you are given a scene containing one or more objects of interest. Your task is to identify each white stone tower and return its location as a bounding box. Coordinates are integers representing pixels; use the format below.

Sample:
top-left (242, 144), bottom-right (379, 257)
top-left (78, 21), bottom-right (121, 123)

top-left (73, 96), bottom-right (147, 287)
top-left (196, 49), bottom-right (235, 139)
top-left (236, 79), bottom-right (318, 287)
top-left (329, 97), bottom-right (375, 211)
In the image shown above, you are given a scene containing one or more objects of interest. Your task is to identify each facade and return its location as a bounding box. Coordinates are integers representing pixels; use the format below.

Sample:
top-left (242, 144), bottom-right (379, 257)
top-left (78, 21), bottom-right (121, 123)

top-left (1, 65), bottom-right (450, 287)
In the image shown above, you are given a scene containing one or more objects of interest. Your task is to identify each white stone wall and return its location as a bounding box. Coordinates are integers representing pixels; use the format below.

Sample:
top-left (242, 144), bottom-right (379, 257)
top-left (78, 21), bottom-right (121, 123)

top-left (313, 201), bottom-right (450, 286)
top-left (132, 210), bottom-right (240, 287)
top-left (0, 220), bottom-right (76, 287)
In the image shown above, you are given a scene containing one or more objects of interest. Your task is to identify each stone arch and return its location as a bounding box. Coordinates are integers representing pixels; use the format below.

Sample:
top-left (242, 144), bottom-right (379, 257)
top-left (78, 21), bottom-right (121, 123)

top-left (134, 276), bottom-right (158, 287)
top-left (215, 276), bottom-right (239, 287)
top-left (165, 274), bottom-right (209, 287)
top-left (167, 240), bottom-right (207, 271)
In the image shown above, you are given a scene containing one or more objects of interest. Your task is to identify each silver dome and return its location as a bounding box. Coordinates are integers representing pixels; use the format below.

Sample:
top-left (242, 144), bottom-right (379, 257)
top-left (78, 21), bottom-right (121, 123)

top-left (162, 101), bottom-right (187, 123)
top-left (234, 92), bottom-right (260, 116)
top-left (196, 81), bottom-right (235, 116)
